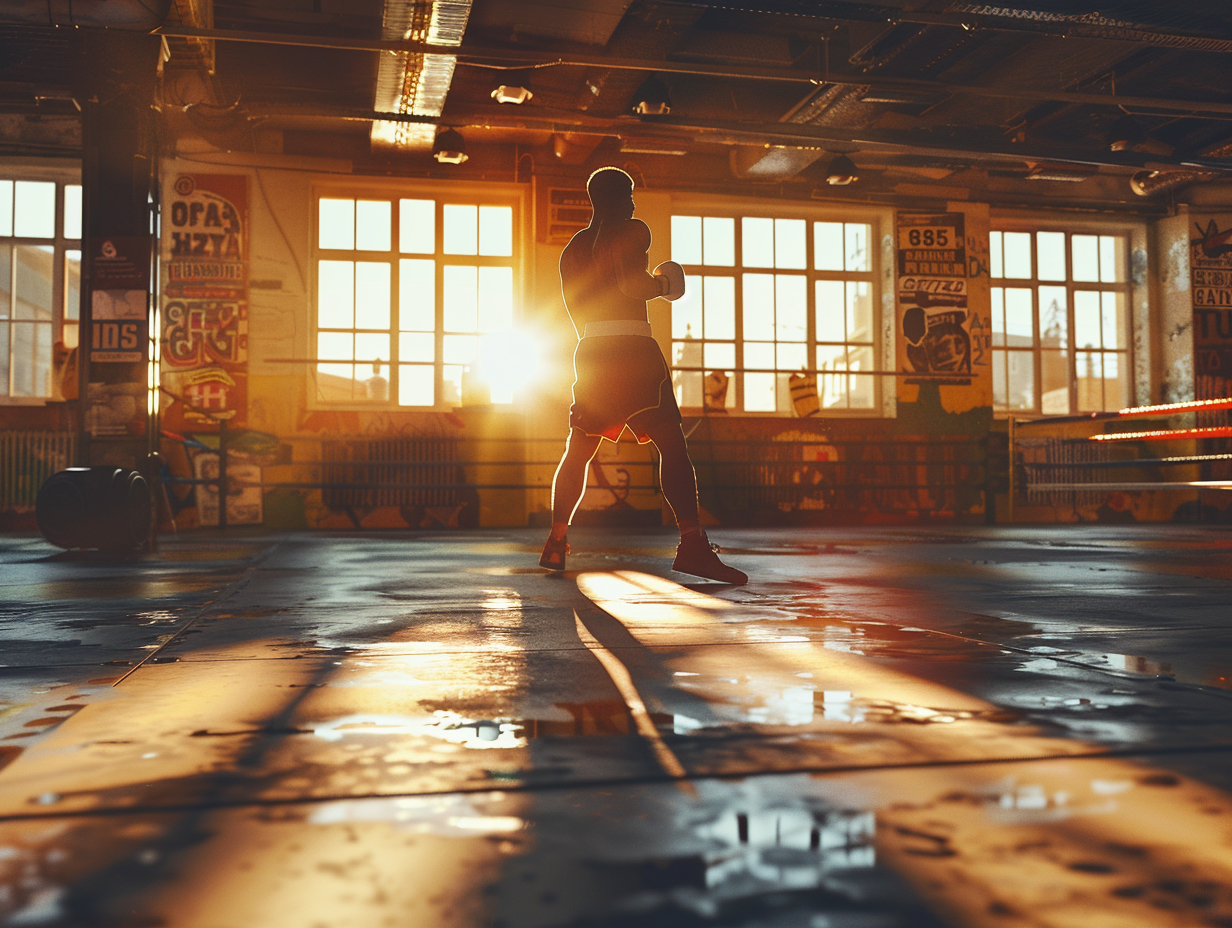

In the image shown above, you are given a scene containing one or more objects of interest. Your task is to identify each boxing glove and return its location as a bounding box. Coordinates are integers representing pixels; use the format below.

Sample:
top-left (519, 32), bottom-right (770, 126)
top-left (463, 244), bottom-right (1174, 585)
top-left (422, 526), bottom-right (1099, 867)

top-left (653, 261), bottom-right (686, 301)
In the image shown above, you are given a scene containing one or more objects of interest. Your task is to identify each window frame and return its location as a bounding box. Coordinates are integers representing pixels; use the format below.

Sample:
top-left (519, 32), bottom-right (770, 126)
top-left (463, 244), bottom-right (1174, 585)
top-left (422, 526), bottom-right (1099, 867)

top-left (988, 216), bottom-right (1141, 418)
top-left (0, 163), bottom-right (82, 405)
top-left (666, 194), bottom-right (888, 418)
top-left (309, 179), bottom-right (527, 411)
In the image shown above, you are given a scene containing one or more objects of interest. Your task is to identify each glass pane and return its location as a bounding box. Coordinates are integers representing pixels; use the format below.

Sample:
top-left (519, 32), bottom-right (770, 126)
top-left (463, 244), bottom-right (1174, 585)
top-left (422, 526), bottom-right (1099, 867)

top-left (1072, 235), bottom-right (1099, 282)
top-left (399, 259), bottom-right (435, 331)
top-left (14, 245), bottom-right (53, 320)
top-left (1038, 285), bottom-right (1067, 348)
top-left (1105, 352), bottom-right (1129, 409)
top-left (777, 341), bottom-right (806, 371)
top-left (742, 273), bottom-right (774, 340)
top-left (1077, 351), bottom-right (1102, 411)
top-left (814, 222), bottom-right (843, 271)
top-left (744, 371), bottom-right (776, 411)
top-left (399, 332), bottom-right (434, 362)
top-left (479, 205), bottom-right (513, 256)
top-left (0, 181), bottom-right (11, 237)
top-left (704, 341), bottom-right (735, 369)
top-left (443, 265), bottom-right (478, 332)
top-left (1099, 235), bottom-right (1123, 283)
top-left (702, 276), bottom-right (734, 339)
top-left (745, 342), bottom-right (774, 370)
top-left (478, 266), bottom-right (514, 332)
top-left (742, 217), bottom-right (774, 268)
top-left (775, 219), bottom-right (806, 269)
top-left (816, 344), bottom-right (848, 409)
top-left (992, 349), bottom-right (1006, 407)
top-left (845, 281), bottom-right (871, 343)
top-left (355, 332), bottom-right (390, 367)
top-left (11, 321), bottom-right (50, 396)
top-left (354, 200), bottom-right (391, 252)
top-left (1004, 287), bottom-right (1033, 347)
top-left (1036, 231), bottom-right (1065, 281)
top-left (317, 260), bottom-right (354, 329)
top-left (1074, 291), bottom-right (1101, 349)
top-left (442, 365), bottom-right (464, 406)
top-left (319, 198), bottom-right (354, 250)
top-left (672, 276), bottom-right (702, 339)
top-left (775, 274), bottom-right (806, 341)
top-left (673, 368), bottom-right (702, 407)
top-left (63, 184), bottom-right (82, 240)
top-left (443, 204), bottom-right (478, 255)
top-left (317, 331), bottom-right (353, 360)
top-left (1007, 349), bottom-right (1035, 410)
top-left (702, 217), bottom-right (734, 266)
top-left (988, 232), bottom-right (1003, 279)
top-left (673, 339), bottom-right (702, 377)
top-left (671, 216), bottom-right (702, 265)
top-left (845, 223), bottom-right (870, 272)
top-left (316, 362), bottom-right (356, 398)
top-left (848, 345), bottom-right (875, 407)
top-left (443, 334), bottom-right (478, 364)
top-left (1040, 348), bottom-right (1069, 415)
top-left (399, 364), bottom-right (434, 406)
top-left (990, 287), bottom-right (1004, 346)
top-left (1002, 232), bottom-right (1031, 279)
top-left (1101, 290), bottom-right (1126, 349)
top-left (64, 250), bottom-right (80, 322)
top-left (354, 262), bottom-right (390, 329)
top-left (400, 199), bottom-right (435, 254)
top-left (14, 181), bottom-right (54, 238)
top-left (815, 280), bottom-right (844, 342)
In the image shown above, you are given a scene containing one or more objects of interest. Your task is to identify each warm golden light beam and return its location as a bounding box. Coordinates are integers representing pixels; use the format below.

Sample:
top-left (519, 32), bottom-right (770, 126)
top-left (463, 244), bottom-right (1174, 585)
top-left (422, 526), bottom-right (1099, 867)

top-left (573, 609), bottom-right (690, 783)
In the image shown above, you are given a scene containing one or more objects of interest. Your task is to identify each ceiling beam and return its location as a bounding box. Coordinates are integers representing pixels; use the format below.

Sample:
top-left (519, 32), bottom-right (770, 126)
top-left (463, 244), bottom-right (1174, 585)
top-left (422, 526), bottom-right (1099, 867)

top-left (155, 25), bottom-right (1232, 119)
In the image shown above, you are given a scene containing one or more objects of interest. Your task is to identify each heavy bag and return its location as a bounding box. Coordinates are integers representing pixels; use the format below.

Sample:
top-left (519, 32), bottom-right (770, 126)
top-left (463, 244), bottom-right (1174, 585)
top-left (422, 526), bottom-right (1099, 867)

top-left (36, 467), bottom-right (152, 552)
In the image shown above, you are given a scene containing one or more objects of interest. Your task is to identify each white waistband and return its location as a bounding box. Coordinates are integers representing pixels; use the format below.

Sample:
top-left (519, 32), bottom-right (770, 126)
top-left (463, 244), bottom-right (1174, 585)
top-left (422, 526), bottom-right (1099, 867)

top-left (584, 320), bottom-right (652, 338)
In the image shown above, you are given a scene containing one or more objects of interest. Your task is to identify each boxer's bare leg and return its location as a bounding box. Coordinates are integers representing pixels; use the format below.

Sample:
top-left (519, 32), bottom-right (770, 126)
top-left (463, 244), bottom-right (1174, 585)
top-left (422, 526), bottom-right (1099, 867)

top-left (640, 417), bottom-right (699, 534)
top-left (550, 427), bottom-right (603, 533)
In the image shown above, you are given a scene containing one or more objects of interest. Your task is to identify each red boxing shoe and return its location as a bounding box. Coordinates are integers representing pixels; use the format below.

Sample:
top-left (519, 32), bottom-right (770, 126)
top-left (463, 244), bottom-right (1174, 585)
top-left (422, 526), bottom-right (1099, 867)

top-left (539, 535), bottom-right (570, 571)
top-left (672, 532), bottom-right (747, 584)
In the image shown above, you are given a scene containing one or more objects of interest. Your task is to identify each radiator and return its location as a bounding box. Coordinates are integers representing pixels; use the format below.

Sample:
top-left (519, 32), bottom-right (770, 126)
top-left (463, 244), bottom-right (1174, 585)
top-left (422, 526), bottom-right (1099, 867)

top-left (0, 431), bottom-right (77, 509)
top-left (321, 437), bottom-right (462, 509)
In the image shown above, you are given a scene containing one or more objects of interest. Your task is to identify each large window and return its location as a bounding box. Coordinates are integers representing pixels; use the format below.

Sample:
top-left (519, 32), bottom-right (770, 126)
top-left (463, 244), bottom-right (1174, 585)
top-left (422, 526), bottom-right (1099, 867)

top-left (313, 191), bottom-right (519, 407)
top-left (669, 212), bottom-right (875, 414)
top-left (989, 230), bottom-right (1130, 415)
top-left (0, 177), bottom-right (81, 400)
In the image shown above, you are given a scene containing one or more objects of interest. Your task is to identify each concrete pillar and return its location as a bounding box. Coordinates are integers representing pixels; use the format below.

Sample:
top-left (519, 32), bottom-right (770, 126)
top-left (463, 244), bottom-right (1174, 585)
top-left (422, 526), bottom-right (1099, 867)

top-left (1152, 207), bottom-right (1194, 404)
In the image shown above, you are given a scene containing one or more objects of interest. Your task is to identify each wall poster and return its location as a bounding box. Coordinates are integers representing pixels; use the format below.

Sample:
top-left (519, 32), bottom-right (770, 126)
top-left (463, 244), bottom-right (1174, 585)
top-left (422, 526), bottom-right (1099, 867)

top-left (160, 173), bottom-right (249, 431)
top-left (1190, 217), bottom-right (1232, 400)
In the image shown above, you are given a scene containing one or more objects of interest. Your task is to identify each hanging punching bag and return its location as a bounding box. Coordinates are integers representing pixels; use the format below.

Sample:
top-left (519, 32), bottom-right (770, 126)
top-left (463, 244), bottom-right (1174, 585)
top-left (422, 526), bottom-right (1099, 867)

top-left (36, 467), bottom-right (152, 553)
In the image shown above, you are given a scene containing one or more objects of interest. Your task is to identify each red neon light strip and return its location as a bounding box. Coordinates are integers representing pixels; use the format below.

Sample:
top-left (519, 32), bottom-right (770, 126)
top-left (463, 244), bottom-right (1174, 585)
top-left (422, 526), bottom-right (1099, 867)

top-left (1118, 397), bottom-right (1232, 418)
top-left (1090, 426), bottom-right (1232, 442)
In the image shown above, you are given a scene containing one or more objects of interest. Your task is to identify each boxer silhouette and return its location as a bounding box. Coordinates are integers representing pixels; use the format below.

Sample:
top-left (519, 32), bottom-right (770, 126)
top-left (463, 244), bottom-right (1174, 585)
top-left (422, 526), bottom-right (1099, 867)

top-left (540, 167), bottom-right (746, 583)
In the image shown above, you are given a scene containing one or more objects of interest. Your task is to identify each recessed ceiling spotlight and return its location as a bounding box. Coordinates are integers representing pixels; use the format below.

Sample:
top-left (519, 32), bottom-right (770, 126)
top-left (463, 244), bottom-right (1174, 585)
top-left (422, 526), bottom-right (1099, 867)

top-left (824, 153), bottom-right (859, 185)
top-left (632, 74), bottom-right (671, 116)
top-left (432, 127), bottom-right (468, 164)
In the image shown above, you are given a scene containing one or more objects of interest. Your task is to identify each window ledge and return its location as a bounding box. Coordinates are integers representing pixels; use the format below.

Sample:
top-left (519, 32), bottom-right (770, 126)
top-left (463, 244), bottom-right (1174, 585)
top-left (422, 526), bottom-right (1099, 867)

top-left (0, 397), bottom-right (50, 407)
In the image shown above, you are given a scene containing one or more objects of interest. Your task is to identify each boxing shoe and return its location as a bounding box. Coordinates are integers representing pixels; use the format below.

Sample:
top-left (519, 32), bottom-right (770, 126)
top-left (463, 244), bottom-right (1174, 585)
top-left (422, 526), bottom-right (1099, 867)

top-left (539, 535), bottom-right (570, 571)
top-left (672, 531), bottom-right (747, 584)
top-left (653, 261), bottom-right (686, 301)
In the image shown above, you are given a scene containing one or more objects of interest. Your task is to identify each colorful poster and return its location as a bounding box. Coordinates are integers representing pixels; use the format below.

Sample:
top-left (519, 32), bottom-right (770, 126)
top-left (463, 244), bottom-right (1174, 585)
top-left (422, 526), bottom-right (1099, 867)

top-left (1190, 217), bottom-right (1232, 399)
top-left (161, 174), bottom-right (249, 430)
top-left (89, 236), bottom-right (150, 365)
top-left (897, 212), bottom-right (971, 384)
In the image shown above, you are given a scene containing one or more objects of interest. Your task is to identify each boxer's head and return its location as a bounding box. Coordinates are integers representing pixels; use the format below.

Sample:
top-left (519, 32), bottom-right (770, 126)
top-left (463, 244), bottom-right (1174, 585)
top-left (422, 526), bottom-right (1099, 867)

top-left (587, 167), bottom-right (635, 221)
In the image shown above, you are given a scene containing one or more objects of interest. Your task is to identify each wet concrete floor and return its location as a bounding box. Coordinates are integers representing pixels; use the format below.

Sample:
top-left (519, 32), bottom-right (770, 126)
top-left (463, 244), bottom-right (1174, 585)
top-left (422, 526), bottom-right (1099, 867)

top-left (0, 525), bottom-right (1231, 927)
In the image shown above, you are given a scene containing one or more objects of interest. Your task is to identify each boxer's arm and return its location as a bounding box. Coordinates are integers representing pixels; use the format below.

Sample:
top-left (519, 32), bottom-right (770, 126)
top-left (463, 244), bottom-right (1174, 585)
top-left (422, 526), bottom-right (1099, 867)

top-left (612, 220), bottom-right (670, 301)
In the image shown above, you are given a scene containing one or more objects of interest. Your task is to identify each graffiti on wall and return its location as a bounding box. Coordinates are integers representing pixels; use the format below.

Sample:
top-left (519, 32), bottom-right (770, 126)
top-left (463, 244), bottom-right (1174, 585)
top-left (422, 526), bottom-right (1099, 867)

top-left (1191, 218), bottom-right (1232, 400)
top-left (161, 174), bottom-right (249, 429)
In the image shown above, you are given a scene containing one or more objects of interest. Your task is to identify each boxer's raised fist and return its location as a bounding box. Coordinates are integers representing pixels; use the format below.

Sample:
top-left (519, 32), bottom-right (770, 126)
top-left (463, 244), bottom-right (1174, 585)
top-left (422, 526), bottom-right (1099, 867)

top-left (653, 260), bottom-right (686, 301)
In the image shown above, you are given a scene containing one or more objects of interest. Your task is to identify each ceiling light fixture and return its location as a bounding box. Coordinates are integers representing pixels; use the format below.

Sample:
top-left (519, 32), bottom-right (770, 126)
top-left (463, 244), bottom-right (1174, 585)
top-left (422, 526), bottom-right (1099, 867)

top-left (491, 84), bottom-right (533, 105)
top-left (433, 127), bottom-right (469, 164)
top-left (1107, 114), bottom-right (1146, 152)
top-left (632, 74), bottom-right (671, 116)
top-left (824, 153), bottom-right (859, 185)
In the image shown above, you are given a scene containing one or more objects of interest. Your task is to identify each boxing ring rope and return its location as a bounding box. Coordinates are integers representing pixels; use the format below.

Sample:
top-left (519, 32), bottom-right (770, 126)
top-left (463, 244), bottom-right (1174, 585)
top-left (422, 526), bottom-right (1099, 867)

top-left (1009, 397), bottom-right (1232, 522)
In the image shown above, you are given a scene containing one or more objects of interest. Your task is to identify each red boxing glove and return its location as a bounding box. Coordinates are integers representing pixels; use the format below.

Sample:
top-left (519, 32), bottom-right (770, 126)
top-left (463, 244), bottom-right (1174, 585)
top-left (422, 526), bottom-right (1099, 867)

top-left (653, 261), bottom-right (686, 301)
